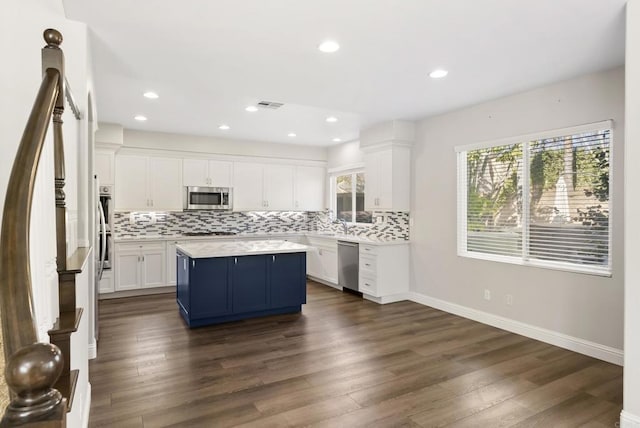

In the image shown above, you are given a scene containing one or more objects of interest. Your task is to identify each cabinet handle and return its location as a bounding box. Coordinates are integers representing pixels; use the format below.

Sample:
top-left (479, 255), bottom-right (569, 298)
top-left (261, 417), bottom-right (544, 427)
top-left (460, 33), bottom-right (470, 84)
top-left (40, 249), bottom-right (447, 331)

top-left (192, 260), bottom-right (195, 268)
top-left (272, 255), bottom-right (276, 262)
top-left (142, 255), bottom-right (145, 262)
top-left (365, 263), bottom-right (371, 266)
top-left (235, 257), bottom-right (238, 265)
top-left (183, 259), bottom-right (187, 269)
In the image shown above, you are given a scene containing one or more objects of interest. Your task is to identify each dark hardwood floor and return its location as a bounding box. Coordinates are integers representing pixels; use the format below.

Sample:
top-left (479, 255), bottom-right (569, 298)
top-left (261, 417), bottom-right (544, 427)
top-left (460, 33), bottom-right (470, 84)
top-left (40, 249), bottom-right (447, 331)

top-left (89, 281), bottom-right (622, 427)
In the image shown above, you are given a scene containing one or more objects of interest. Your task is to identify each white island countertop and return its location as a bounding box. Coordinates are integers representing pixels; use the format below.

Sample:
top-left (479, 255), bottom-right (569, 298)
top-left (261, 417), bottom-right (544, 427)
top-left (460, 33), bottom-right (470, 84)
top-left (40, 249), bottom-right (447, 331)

top-left (176, 239), bottom-right (314, 259)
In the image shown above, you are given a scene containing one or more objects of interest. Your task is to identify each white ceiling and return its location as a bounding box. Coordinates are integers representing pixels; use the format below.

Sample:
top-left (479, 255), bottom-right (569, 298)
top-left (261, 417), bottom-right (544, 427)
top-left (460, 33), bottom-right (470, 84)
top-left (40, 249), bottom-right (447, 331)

top-left (63, 0), bottom-right (626, 147)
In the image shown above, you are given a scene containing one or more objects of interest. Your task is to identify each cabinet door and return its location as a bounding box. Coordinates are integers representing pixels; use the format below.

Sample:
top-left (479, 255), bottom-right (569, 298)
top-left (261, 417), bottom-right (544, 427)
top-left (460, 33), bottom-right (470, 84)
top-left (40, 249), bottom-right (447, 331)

top-left (148, 157), bottom-right (183, 211)
top-left (363, 151), bottom-right (380, 211)
top-left (115, 251), bottom-right (140, 291)
top-left (270, 253), bottom-right (305, 307)
top-left (294, 166), bottom-right (325, 211)
top-left (232, 162), bottom-right (264, 211)
top-left (376, 150), bottom-right (394, 210)
top-left (166, 241), bottom-right (178, 286)
top-left (264, 165), bottom-right (294, 210)
top-left (190, 257), bottom-right (231, 319)
top-left (208, 160), bottom-right (233, 187)
top-left (115, 155), bottom-right (148, 211)
top-left (141, 247), bottom-right (166, 288)
top-left (95, 150), bottom-right (115, 185)
top-left (232, 255), bottom-right (268, 312)
top-left (176, 253), bottom-right (190, 315)
top-left (306, 248), bottom-right (323, 278)
top-left (183, 159), bottom-right (209, 187)
top-left (98, 270), bottom-right (114, 294)
top-left (320, 247), bottom-right (338, 284)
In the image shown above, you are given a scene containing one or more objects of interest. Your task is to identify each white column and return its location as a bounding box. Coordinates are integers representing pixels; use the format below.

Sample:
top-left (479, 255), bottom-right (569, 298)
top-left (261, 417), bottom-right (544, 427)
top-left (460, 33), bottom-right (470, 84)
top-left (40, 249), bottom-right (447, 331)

top-left (623, 0), bottom-right (640, 426)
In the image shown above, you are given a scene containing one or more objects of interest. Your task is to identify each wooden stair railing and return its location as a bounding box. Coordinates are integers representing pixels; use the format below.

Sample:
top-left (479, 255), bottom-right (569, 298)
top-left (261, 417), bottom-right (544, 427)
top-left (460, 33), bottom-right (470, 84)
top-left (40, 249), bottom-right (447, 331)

top-left (0, 29), bottom-right (84, 427)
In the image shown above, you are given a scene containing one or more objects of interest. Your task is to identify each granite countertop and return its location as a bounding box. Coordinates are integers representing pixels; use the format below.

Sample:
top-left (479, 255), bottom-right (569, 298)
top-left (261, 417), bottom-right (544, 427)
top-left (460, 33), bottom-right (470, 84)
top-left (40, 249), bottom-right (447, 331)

top-left (176, 239), bottom-right (314, 258)
top-left (114, 231), bottom-right (410, 246)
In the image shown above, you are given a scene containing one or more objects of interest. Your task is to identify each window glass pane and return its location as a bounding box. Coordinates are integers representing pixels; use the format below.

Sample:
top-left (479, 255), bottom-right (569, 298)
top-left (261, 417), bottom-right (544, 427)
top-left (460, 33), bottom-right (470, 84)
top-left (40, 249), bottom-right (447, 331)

top-left (466, 144), bottom-right (523, 256)
top-left (355, 172), bottom-right (372, 223)
top-left (336, 174), bottom-right (353, 222)
top-left (528, 130), bottom-right (610, 266)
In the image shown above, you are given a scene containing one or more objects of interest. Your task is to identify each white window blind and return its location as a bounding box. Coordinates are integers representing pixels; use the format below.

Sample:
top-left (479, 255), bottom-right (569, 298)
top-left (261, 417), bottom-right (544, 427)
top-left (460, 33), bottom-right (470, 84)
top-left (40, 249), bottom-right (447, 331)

top-left (457, 122), bottom-right (612, 276)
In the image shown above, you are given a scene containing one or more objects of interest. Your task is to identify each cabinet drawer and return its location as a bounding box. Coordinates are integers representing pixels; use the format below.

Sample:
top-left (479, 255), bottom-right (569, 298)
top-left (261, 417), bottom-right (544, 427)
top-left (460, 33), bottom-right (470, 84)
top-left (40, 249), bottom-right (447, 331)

top-left (359, 254), bottom-right (377, 275)
top-left (360, 244), bottom-right (377, 256)
top-left (359, 274), bottom-right (378, 296)
top-left (116, 241), bottom-right (166, 251)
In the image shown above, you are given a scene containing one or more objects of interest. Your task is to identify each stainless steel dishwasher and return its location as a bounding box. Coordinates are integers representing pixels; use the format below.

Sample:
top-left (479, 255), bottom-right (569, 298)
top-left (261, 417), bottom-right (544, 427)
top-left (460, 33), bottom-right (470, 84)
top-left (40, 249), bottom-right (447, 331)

top-left (338, 241), bottom-right (359, 292)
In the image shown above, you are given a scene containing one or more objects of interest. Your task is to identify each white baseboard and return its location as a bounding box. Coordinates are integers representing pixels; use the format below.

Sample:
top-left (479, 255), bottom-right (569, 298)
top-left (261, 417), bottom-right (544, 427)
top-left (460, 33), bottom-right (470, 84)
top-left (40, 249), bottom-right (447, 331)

top-left (82, 382), bottom-right (91, 428)
top-left (363, 292), bottom-right (411, 304)
top-left (88, 339), bottom-right (97, 360)
top-left (621, 410), bottom-right (640, 427)
top-left (408, 292), bottom-right (623, 366)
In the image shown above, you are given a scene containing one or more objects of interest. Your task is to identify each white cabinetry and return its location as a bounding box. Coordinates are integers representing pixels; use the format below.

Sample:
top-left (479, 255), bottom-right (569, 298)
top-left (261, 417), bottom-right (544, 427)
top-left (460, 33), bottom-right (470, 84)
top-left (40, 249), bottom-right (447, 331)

top-left (166, 239), bottom-right (192, 286)
top-left (358, 243), bottom-right (409, 303)
top-left (98, 270), bottom-right (114, 294)
top-left (183, 159), bottom-right (232, 187)
top-left (115, 155), bottom-right (183, 211)
top-left (115, 241), bottom-right (167, 291)
top-left (294, 166), bottom-right (326, 211)
top-left (363, 146), bottom-right (411, 211)
top-left (95, 149), bottom-right (115, 185)
top-left (233, 162), bottom-right (294, 211)
top-left (305, 236), bottom-right (338, 286)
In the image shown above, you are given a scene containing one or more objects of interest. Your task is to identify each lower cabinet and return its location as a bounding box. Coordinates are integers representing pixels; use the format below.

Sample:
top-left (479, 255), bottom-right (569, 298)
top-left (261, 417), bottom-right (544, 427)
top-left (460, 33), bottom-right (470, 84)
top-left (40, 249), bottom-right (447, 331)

top-left (177, 252), bottom-right (306, 327)
top-left (114, 241), bottom-right (166, 291)
top-left (358, 243), bottom-right (410, 303)
top-left (305, 236), bottom-right (338, 285)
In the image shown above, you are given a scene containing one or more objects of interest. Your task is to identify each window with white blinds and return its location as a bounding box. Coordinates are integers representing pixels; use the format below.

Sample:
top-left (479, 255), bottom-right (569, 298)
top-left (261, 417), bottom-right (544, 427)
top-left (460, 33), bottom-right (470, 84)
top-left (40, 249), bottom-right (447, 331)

top-left (456, 121), bottom-right (612, 276)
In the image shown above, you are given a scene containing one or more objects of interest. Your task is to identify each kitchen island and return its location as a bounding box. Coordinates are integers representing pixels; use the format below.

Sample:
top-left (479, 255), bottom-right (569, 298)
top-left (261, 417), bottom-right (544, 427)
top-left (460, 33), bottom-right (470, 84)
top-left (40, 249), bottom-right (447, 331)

top-left (176, 240), bottom-right (311, 327)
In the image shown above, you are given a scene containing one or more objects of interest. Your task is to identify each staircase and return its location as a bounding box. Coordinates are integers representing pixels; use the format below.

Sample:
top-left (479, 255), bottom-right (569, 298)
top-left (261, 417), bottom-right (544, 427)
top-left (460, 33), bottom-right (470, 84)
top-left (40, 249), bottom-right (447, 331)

top-left (0, 29), bottom-right (85, 427)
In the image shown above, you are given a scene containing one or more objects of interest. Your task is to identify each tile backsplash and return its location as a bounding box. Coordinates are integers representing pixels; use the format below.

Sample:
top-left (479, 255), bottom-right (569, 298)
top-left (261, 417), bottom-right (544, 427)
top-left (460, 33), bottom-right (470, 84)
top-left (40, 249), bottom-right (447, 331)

top-left (113, 210), bottom-right (410, 241)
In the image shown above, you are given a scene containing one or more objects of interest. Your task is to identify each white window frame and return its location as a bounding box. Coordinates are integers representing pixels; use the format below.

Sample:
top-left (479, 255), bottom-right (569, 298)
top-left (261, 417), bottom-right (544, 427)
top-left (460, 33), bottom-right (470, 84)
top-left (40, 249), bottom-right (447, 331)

top-left (328, 165), bottom-right (372, 225)
top-left (456, 120), bottom-right (613, 277)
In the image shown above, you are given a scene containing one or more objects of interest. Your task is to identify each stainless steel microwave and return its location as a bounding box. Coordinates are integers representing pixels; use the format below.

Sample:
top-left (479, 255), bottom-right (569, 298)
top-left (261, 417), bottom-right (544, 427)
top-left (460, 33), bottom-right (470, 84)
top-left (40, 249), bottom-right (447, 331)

top-left (184, 186), bottom-right (232, 210)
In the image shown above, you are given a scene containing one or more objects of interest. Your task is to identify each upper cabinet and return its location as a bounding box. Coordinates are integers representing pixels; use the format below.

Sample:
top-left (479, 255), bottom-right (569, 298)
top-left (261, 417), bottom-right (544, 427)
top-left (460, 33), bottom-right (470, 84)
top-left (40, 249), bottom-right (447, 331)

top-left (294, 166), bottom-right (326, 211)
top-left (364, 145), bottom-right (411, 211)
top-left (233, 163), bottom-right (294, 211)
top-left (95, 149), bottom-right (115, 185)
top-left (360, 120), bottom-right (414, 212)
top-left (115, 155), bottom-right (183, 211)
top-left (183, 159), bottom-right (232, 187)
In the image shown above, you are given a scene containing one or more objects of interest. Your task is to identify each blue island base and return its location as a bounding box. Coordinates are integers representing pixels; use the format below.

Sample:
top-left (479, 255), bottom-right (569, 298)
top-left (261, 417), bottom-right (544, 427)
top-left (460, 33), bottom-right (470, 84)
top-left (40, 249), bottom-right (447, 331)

top-left (176, 251), bottom-right (307, 329)
top-left (179, 304), bottom-right (302, 328)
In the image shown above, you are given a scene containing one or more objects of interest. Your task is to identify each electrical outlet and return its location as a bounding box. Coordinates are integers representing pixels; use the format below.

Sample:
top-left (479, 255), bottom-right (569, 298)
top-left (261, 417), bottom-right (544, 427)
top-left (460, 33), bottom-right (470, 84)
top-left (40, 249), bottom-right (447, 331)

top-left (484, 289), bottom-right (491, 301)
top-left (506, 294), bottom-right (514, 305)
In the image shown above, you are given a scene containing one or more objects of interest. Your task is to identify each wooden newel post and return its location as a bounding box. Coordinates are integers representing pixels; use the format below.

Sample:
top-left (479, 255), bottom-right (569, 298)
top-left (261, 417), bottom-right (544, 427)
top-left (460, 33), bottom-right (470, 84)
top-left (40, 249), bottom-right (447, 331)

top-left (0, 28), bottom-right (68, 427)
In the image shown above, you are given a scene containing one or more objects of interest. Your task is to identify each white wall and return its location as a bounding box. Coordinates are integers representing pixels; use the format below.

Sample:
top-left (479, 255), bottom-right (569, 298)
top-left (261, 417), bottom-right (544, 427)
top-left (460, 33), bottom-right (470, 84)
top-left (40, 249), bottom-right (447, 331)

top-left (623, 0), bottom-right (640, 425)
top-left (122, 129), bottom-right (328, 161)
top-left (411, 67), bottom-right (625, 356)
top-left (1, 1), bottom-right (93, 426)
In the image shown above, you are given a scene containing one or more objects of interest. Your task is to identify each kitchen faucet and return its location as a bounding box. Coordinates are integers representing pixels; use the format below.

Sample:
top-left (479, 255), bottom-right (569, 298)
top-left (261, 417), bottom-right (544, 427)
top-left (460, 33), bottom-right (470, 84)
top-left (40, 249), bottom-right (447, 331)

top-left (333, 217), bottom-right (349, 234)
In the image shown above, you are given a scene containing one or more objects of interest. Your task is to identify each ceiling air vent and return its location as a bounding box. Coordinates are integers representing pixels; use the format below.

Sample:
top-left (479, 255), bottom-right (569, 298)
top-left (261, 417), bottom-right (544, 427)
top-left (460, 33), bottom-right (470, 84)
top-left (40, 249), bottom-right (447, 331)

top-left (257, 101), bottom-right (284, 110)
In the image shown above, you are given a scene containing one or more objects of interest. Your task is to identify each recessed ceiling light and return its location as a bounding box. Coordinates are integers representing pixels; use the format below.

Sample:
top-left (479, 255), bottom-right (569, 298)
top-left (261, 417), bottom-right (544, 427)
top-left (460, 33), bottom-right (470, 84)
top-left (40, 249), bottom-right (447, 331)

top-left (134, 115), bottom-right (147, 121)
top-left (219, 124), bottom-right (230, 130)
top-left (333, 138), bottom-right (342, 142)
top-left (318, 40), bottom-right (340, 53)
top-left (429, 69), bottom-right (448, 79)
top-left (245, 106), bottom-right (258, 112)
top-left (326, 116), bottom-right (338, 123)
top-left (143, 91), bottom-right (159, 99)
top-left (288, 133), bottom-right (297, 137)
